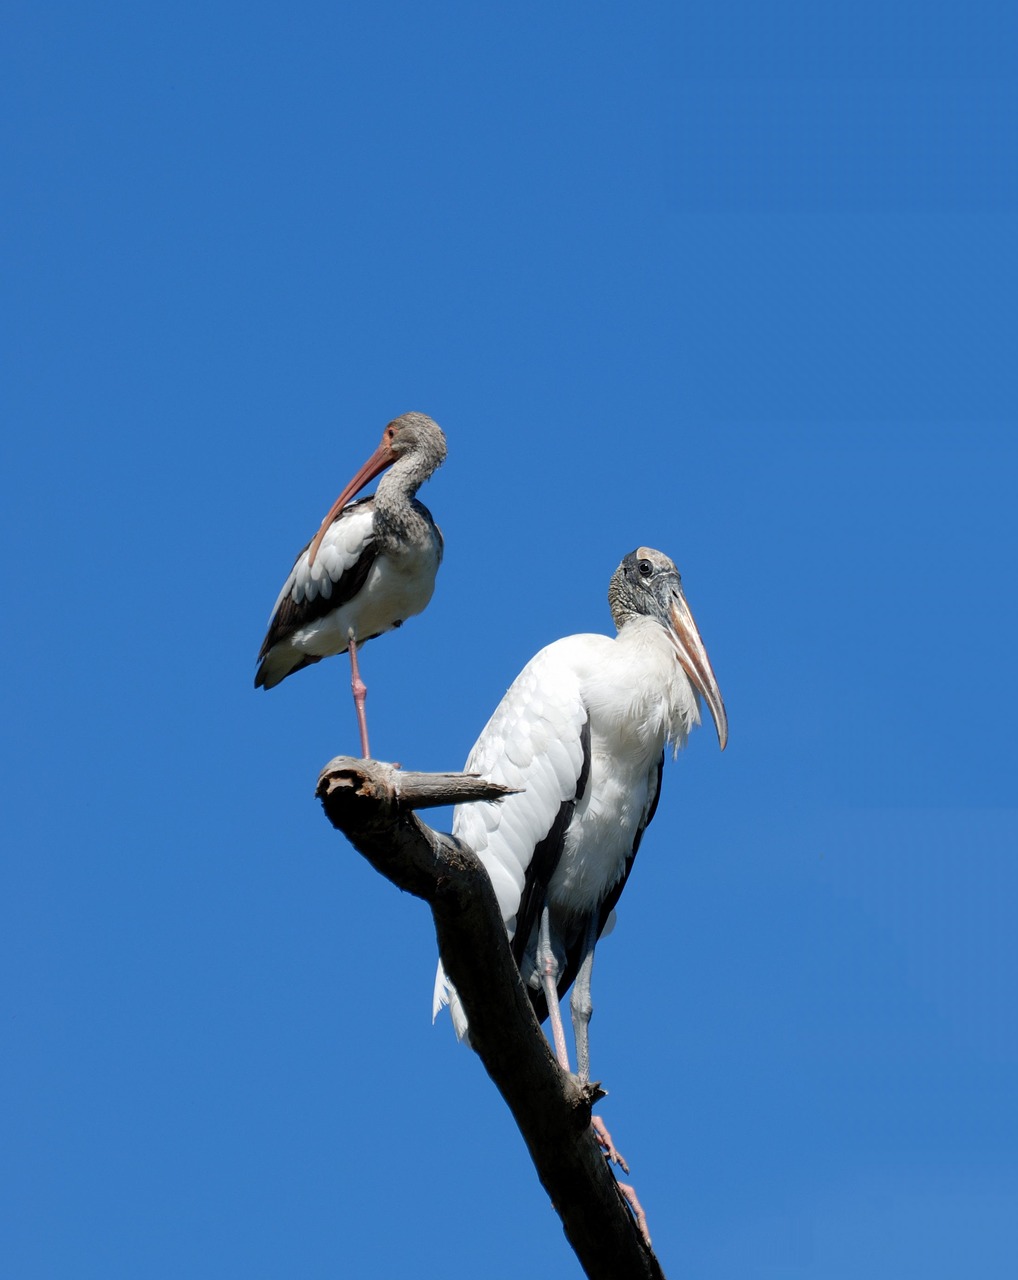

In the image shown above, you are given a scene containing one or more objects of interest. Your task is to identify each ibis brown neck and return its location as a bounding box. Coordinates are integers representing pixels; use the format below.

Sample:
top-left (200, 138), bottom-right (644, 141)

top-left (372, 438), bottom-right (445, 552)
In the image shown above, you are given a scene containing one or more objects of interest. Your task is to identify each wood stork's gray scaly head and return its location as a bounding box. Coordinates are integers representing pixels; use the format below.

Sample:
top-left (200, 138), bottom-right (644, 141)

top-left (307, 413), bottom-right (447, 566)
top-left (609, 546), bottom-right (728, 749)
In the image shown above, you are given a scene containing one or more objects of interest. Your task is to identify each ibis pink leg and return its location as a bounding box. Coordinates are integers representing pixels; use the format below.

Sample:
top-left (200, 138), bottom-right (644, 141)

top-left (347, 631), bottom-right (371, 759)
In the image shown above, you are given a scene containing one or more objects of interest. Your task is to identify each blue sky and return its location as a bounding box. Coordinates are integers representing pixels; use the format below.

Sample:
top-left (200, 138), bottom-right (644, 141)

top-left (3, 2), bottom-right (1017, 1277)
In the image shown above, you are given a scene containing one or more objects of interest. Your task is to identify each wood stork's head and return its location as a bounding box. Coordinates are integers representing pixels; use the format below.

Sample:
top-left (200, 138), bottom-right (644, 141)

top-left (308, 413), bottom-right (446, 566)
top-left (609, 547), bottom-right (728, 749)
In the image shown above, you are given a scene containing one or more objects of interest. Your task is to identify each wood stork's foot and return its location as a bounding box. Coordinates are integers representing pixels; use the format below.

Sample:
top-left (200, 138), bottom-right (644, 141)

top-left (616, 1179), bottom-right (651, 1246)
top-left (592, 1114), bottom-right (629, 1174)
top-left (592, 1114), bottom-right (650, 1242)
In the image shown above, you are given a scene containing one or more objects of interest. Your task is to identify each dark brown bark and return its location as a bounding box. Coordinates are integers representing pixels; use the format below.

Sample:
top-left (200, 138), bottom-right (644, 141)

top-left (316, 757), bottom-right (667, 1280)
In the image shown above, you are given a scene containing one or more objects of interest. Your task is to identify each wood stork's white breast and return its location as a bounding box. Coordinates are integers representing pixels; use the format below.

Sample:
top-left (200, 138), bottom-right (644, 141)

top-left (547, 618), bottom-right (701, 919)
top-left (453, 619), bottom-right (701, 929)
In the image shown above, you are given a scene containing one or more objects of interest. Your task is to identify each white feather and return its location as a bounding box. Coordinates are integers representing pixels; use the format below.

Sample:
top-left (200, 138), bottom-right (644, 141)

top-left (436, 617), bottom-right (700, 1037)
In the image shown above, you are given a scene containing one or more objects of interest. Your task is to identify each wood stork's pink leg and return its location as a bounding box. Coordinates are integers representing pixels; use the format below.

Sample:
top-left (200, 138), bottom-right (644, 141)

top-left (537, 906), bottom-right (572, 1071)
top-left (346, 631), bottom-right (370, 759)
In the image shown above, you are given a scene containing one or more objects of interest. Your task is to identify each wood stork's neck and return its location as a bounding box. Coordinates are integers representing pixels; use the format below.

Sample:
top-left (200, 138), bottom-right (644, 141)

top-left (614, 615), bottom-right (703, 752)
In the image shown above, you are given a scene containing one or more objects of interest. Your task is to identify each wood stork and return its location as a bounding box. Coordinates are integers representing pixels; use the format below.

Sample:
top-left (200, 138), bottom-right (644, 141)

top-left (434, 547), bottom-right (726, 1171)
top-left (255, 412), bottom-right (446, 757)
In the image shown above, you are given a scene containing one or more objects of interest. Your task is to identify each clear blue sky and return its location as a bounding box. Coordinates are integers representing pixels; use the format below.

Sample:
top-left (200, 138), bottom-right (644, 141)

top-left (3, 2), bottom-right (1017, 1277)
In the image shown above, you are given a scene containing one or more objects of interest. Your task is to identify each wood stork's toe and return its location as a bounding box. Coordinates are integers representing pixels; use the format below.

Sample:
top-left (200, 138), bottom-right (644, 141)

top-left (592, 1114), bottom-right (629, 1173)
top-left (616, 1178), bottom-right (651, 1246)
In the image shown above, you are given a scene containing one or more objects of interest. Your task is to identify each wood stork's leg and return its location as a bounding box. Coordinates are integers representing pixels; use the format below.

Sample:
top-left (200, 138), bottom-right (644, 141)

top-left (570, 914), bottom-right (599, 1084)
top-left (570, 919), bottom-right (635, 1177)
top-left (533, 904), bottom-right (647, 1237)
top-left (537, 905), bottom-right (571, 1072)
top-left (346, 631), bottom-right (370, 759)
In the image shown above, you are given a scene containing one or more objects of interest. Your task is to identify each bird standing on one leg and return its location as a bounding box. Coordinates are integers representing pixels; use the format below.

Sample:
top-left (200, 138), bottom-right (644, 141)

top-left (433, 547), bottom-right (727, 1237)
top-left (255, 412), bottom-right (446, 758)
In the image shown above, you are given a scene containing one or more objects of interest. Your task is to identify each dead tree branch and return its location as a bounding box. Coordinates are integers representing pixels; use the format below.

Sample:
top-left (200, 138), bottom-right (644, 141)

top-left (316, 756), bottom-right (666, 1280)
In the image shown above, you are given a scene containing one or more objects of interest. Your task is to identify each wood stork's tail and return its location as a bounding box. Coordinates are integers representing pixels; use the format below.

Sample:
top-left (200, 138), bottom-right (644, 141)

top-left (432, 959), bottom-right (470, 1042)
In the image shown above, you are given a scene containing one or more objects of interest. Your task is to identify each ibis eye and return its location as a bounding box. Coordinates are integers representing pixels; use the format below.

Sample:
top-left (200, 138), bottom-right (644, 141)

top-left (637, 559), bottom-right (653, 577)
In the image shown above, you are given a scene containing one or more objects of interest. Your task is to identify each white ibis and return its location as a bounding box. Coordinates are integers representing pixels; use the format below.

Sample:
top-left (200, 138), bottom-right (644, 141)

top-left (255, 412), bottom-right (446, 757)
top-left (433, 547), bottom-right (726, 1226)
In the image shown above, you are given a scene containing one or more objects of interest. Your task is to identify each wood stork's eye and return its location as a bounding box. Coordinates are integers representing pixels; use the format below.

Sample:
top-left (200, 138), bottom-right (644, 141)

top-left (637, 559), bottom-right (653, 577)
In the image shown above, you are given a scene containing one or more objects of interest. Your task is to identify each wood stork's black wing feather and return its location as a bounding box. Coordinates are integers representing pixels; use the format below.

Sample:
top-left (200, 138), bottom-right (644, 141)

top-left (511, 720), bottom-right (592, 970)
top-left (447, 639), bottom-right (595, 1028)
top-left (527, 751), bottom-right (665, 1024)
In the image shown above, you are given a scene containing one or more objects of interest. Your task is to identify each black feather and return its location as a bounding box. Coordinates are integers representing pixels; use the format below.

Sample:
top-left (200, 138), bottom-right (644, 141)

top-left (511, 718), bottom-right (592, 970)
top-left (528, 749), bottom-right (665, 1025)
top-left (256, 517), bottom-right (380, 664)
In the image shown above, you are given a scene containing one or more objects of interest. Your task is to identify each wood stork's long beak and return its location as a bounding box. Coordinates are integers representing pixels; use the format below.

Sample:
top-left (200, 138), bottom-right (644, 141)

top-left (668, 593), bottom-right (728, 749)
top-left (307, 434), bottom-right (399, 567)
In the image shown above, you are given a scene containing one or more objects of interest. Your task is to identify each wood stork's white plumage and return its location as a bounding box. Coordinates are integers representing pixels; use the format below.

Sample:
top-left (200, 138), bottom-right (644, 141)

top-left (434, 546), bottom-right (727, 1108)
top-left (255, 412), bottom-right (446, 756)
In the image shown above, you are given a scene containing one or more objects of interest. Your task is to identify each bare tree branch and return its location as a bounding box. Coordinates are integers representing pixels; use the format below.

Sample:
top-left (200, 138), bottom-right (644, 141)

top-left (316, 756), bottom-right (667, 1280)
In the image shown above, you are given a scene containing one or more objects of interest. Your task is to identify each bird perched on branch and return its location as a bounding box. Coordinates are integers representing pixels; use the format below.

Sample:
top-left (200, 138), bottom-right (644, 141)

top-left (434, 547), bottom-right (726, 1222)
top-left (255, 412), bottom-right (446, 757)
